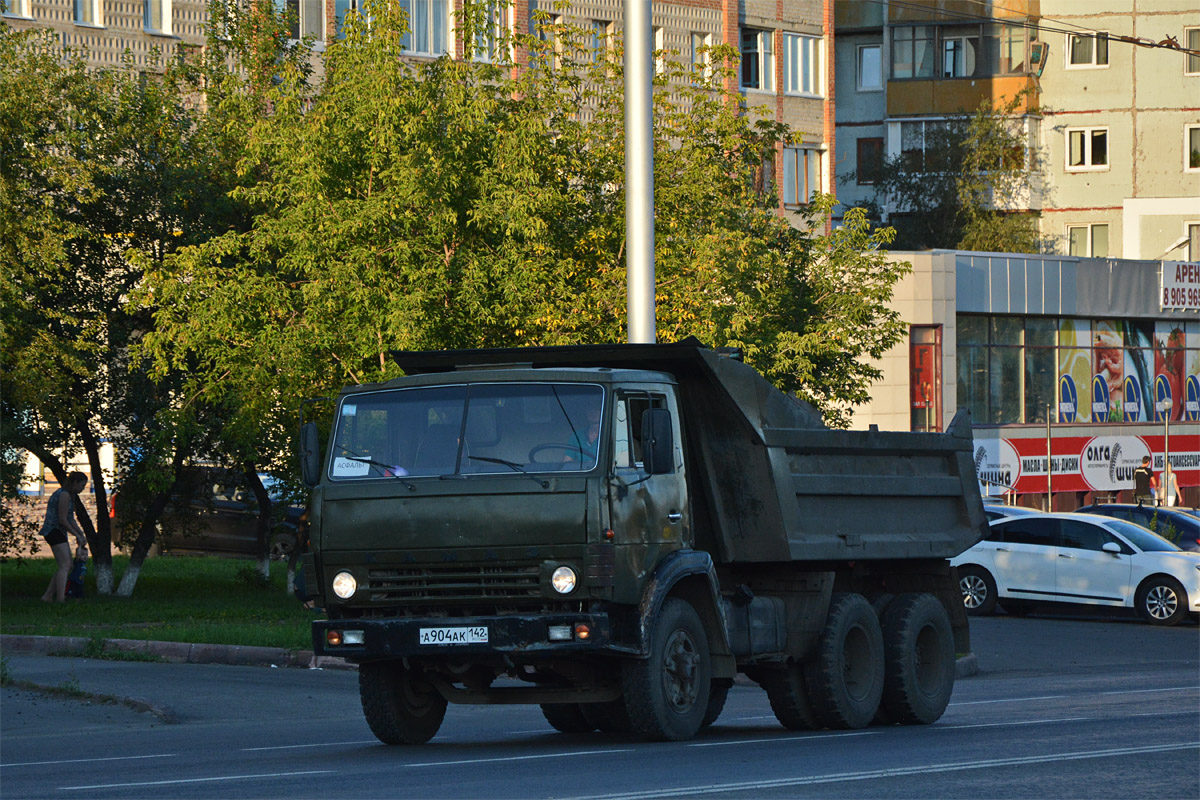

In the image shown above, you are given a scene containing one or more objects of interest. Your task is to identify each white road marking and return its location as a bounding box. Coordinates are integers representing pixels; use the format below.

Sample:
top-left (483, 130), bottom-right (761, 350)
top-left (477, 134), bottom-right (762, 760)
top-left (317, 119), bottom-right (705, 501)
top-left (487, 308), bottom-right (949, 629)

top-left (940, 716), bottom-right (1089, 730)
top-left (555, 743), bottom-right (1200, 800)
top-left (405, 749), bottom-right (633, 768)
top-left (949, 694), bottom-right (1067, 706)
top-left (61, 770), bottom-right (333, 791)
top-left (243, 739), bottom-right (378, 751)
top-left (1101, 686), bottom-right (1198, 696)
top-left (687, 731), bottom-right (878, 748)
top-left (2, 753), bottom-right (176, 769)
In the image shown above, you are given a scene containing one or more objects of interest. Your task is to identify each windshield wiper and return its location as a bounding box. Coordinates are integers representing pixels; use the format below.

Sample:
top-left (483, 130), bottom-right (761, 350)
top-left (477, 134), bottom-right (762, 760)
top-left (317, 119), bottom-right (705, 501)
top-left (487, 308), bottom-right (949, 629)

top-left (466, 456), bottom-right (549, 489)
top-left (337, 448), bottom-right (416, 491)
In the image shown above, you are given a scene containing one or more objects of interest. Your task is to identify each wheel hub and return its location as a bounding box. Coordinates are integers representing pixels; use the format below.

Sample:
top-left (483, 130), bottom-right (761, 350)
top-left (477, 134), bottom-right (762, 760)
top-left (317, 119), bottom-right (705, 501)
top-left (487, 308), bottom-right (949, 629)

top-left (663, 629), bottom-right (700, 711)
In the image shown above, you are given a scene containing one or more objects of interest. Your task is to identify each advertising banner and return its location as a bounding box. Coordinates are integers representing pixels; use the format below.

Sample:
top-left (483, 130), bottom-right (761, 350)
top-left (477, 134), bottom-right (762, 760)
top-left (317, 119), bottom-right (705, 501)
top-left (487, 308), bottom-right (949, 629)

top-left (974, 431), bottom-right (1200, 496)
top-left (1161, 261), bottom-right (1200, 311)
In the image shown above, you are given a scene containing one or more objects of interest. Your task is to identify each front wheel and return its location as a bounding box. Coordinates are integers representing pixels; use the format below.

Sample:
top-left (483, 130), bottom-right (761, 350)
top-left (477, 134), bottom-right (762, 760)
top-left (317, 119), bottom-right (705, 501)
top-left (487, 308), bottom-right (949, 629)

top-left (622, 597), bottom-right (712, 741)
top-left (956, 565), bottom-right (998, 616)
top-left (1136, 576), bottom-right (1188, 626)
top-left (359, 661), bottom-right (447, 745)
top-left (540, 703), bottom-right (596, 734)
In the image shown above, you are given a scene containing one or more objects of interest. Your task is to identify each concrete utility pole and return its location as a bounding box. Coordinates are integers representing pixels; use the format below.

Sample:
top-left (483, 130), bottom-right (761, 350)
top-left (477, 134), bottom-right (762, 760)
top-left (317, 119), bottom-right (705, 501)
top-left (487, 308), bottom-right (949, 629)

top-left (624, 0), bottom-right (655, 344)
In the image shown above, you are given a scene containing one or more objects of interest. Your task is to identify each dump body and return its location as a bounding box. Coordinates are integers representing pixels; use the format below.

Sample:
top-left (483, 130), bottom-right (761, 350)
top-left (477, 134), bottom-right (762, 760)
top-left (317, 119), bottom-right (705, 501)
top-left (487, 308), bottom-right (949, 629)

top-left (389, 337), bottom-right (987, 566)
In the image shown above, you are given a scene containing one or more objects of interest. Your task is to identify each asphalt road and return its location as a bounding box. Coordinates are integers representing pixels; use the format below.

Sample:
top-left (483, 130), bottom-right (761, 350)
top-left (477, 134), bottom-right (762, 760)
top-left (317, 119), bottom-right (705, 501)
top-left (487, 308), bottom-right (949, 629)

top-left (2, 613), bottom-right (1197, 799)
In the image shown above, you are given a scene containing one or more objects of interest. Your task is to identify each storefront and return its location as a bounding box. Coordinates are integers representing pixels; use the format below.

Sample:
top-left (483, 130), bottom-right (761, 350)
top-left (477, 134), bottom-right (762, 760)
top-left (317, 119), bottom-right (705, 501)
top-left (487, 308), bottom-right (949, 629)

top-left (851, 251), bottom-right (1199, 508)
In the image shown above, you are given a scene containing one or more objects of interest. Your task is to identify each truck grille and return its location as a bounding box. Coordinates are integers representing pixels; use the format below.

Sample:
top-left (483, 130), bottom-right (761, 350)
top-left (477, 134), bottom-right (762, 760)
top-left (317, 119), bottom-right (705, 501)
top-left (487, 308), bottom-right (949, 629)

top-left (367, 564), bottom-right (542, 606)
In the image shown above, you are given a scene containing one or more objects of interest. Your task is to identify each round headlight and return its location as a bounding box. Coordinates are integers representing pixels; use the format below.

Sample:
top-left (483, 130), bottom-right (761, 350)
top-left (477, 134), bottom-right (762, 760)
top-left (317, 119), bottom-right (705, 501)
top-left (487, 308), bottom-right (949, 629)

top-left (332, 571), bottom-right (357, 599)
top-left (551, 565), bottom-right (577, 594)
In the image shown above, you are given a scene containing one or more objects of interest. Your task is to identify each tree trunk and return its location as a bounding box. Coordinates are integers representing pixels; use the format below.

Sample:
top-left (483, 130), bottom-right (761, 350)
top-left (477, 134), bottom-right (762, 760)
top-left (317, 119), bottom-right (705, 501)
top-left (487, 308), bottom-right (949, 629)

top-left (78, 422), bottom-right (113, 593)
top-left (244, 461), bottom-right (272, 579)
top-left (115, 440), bottom-right (188, 597)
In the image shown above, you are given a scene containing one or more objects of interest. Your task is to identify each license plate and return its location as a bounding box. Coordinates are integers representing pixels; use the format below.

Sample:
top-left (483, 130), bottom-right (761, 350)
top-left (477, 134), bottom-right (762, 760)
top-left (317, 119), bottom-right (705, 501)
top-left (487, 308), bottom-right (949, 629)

top-left (419, 626), bottom-right (488, 645)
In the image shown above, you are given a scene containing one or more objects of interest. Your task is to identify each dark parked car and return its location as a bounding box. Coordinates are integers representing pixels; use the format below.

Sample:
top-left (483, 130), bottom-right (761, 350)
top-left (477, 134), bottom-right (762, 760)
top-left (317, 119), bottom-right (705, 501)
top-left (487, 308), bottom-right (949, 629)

top-left (1075, 504), bottom-right (1200, 552)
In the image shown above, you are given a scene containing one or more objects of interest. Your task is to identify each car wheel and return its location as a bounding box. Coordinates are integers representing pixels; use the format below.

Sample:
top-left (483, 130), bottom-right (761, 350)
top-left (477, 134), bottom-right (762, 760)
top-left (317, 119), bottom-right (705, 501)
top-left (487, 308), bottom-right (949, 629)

top-left (1135, 576), bottom-right (1188, 626)
top-left (956, 565), bottom-right (998, 616)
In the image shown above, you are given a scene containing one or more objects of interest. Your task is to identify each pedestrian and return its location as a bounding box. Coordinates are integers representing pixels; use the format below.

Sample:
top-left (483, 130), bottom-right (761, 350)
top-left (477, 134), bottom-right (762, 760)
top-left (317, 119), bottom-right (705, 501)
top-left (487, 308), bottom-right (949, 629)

top-left (1160, 464), bottom-right (1181, 508)
top-left (1132, 456), bottom-right (1157, 506)
top-left (39, 471), bottom-right (91, 603)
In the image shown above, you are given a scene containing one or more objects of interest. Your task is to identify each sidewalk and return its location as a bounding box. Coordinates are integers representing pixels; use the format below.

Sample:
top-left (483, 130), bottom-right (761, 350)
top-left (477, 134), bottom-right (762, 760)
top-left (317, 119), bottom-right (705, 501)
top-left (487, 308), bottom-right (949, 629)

top-left (0, 633), bottom-right (347, 670)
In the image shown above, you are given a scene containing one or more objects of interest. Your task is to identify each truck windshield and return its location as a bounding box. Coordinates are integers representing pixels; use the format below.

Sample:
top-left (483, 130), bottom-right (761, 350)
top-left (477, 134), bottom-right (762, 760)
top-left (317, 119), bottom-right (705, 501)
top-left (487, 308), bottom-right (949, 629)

top-left (328, 383), bottom-right (604, 480)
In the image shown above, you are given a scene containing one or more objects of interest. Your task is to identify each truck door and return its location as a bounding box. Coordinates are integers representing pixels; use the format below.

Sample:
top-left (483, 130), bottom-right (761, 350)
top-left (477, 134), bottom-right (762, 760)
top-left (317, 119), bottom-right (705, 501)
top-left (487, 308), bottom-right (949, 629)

top-left (607, 387), bottom-right (689, 604)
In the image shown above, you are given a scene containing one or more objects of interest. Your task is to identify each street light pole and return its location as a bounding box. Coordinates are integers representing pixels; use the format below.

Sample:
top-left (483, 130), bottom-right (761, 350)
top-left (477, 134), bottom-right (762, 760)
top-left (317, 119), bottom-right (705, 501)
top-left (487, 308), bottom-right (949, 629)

top-left (624, 0), bottom-right (655, 343)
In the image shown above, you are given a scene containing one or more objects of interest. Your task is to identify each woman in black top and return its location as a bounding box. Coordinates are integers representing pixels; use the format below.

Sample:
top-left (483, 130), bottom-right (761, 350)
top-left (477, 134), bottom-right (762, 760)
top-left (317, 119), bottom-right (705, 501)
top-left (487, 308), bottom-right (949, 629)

top-left (39, 471), bottom-right (89, 602)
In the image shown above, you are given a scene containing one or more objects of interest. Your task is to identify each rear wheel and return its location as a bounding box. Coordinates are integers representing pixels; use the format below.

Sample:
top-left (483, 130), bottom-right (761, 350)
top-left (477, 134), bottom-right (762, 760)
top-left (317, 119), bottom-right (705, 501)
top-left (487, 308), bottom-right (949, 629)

top-left (878, 593), bottom-right (955, 725)
top-left (764, 664), bottom-right (820, 730)
top-left (540, 703), bottom-right (596, 734)
top-left (622, 598), bottom-right (712, 741)
top-left (804, 593), bottom-right (885, 730)
top-left (580, 699), bottom-right (633, 734)
top-left (359, 661), bottom-right (447, 745)
top-left (957, 565), bottom-right (998, 616)
top-left (1136, 576), bottom-right (1188, 626)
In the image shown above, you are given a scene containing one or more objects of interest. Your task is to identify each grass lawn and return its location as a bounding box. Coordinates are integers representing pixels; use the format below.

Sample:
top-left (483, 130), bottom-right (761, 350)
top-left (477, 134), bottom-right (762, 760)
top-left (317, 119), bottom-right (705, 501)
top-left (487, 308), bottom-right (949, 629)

top-left (1, 555), bottom-right (314, 650)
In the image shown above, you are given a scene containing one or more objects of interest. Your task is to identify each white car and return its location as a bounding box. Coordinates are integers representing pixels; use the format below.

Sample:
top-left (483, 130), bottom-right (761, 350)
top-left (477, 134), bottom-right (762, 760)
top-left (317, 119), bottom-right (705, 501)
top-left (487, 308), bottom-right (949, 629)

top-left (951, 512), bottom-right (1200, 626)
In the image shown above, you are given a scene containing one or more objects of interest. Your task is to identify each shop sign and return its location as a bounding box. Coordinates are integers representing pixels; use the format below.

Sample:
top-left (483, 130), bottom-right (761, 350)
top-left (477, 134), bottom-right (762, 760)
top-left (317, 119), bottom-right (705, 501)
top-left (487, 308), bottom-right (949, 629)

top-left (1161, 261), bottom-right (1200, 311)
top-left (1058, 374), bottom-right (1078, 423)
top-left (1186, 375), bottom-right (1200, 422)
top-left (973, 438), bottom-right (1021, 495)
top-left (1090, 375), bottom-right (1110, 420)
top-left (1079, 436), bottom-right (1153, 493)
top-left (1154, 374), bottom-right (1172, 422)
top-left (1122, 375), bottom-right (1142, 422)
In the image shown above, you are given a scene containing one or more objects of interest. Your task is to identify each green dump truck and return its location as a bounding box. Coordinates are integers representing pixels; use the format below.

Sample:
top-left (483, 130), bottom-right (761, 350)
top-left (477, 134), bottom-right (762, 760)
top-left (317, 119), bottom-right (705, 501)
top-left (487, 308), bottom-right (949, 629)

top-left (299, 339), bottom-right (986, 744)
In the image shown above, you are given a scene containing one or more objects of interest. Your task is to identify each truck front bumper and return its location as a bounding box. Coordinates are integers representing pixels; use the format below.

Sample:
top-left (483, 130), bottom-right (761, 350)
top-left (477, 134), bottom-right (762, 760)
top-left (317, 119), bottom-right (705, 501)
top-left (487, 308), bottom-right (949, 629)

top-left (313, 612), bottom-right (627, 661)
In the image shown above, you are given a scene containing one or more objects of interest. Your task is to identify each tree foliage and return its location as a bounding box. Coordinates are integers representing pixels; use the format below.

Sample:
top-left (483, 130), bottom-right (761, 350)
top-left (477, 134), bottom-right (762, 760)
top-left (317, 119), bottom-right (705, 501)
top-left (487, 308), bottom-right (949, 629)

top-left (849, 92), bottom-right (1044, 253)
top-left (137, 0), bottom-right (906, 433)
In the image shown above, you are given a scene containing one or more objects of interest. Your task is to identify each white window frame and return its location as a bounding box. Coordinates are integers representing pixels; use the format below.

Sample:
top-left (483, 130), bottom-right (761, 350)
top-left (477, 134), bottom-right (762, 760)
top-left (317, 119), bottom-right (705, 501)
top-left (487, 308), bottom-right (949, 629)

top-left (783, 32), bottom-right (822, 96)
top-left (1066, 223), bottom-right (1109, 258)
top-left (144, 0), bottom-right (172, 34)
top-left (276, 0), bottom-right (325, 43)
top-left (653, 26), bottom-right (665, 75)
top-left (74, 0), bottom-right (101, 26)
top-left (1066, 31), bottom-right (1109, 69)
top-left (588, 19), bottom-right (611, 63)
top-left (690, 31), bottom-right (712, 81)
top-left (857, 43), bottom-right (882, 91)
top-left (401, 0), bottom-right (448, 56)
top-left (1187, 125), bottom-right (1200, 172)
top-left (1187, 28), bottom-right (1200, 75)
top-left (1188, 222), bottom-right (1200, 261)
top-left (1066, 126), bottom-right (1109, 172)
top-left (740, 27), bottom-right (775, 92)
top-left (3, 0), bottom-right (32, 18)
top-left (781, 146), bottom-right (823, 206)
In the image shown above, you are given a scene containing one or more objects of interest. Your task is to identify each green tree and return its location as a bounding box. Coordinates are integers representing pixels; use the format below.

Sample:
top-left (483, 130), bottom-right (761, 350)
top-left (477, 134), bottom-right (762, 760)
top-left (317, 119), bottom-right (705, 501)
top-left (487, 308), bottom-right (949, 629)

top-left (848, 93), bottom-right (1044, 253)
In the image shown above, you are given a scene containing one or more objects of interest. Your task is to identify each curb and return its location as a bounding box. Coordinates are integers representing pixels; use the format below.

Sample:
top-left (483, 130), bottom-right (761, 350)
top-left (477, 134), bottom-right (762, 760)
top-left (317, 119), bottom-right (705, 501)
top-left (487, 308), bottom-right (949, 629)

top-left (0, 634), bottom-right (352, 671)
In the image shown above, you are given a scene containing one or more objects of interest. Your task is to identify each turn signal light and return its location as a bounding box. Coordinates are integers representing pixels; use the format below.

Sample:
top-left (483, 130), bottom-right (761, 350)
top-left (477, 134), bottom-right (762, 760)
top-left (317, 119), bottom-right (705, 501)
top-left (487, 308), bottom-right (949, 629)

top-left (574, 623), bottom-right (591, 640)
top-left (604, 528), bottom-right (614, 541)
top-left (326, 630), bottom-right (343, 646)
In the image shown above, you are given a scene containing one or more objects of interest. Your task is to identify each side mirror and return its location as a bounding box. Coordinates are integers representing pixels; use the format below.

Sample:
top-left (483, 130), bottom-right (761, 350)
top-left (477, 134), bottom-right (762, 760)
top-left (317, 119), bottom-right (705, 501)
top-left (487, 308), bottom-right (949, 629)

top-left (300, 422), bottom-right (321, 488)
top-left (641, 408), bottom-right (675, 475)
top-left (1101, 541), bottom-right (1121, 555)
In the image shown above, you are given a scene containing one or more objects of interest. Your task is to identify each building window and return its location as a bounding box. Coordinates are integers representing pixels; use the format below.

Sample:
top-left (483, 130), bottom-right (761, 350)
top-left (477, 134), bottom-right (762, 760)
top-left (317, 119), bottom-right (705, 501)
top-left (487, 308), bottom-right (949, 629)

top-left (857, 44), bottom-right (881, 90)
top-left (1067, 32), bottom-right (1108, 68)
top-left (940, 26), bottom-right (980, 77)
top-left (472, 1), bottom-right (510, 61)
top-left (856, 137), bottom-right (884, 185)
top-left (691, 31), bottom-right (712, 80)
top-left (892, 25), bottom-right (935, 79)
top-left (1187, 125), bottom-right (1200, 171)
top-left (144, 0), bottom-right (171, 33)
top-left (740, 28), bottom-right (774, 91)
top-left (782, 147), bottom-right (821, 205)
top-left (910, 326), bottom-right (943, 432)
top-left (401, 0), bottom-right (447, 55)
top-left (1066, 127), bottom-right (1108, 171)
top-left (276, 0), bottom-right (323, 41)
top-left (1188, 223), bottom-right (1200, 261)
top-left (589, 19), bottom-right (611, 62)
top-left (3, 0), bottom-right (32, 17)
top-left (1067, 224), bottom-right (1109, 258)
top-left (74, 0), bottom-right (100, 25)
top-left (783, 33), bottom-right (822, 95)
top-left (1187, 28), bottom-right (1200, 75)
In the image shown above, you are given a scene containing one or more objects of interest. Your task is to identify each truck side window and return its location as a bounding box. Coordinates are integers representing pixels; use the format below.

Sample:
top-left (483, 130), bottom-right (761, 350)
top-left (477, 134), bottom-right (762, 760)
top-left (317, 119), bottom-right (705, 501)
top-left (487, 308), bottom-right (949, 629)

top-left (616, 392), bottom-right (666, 470)
top-left (613, 400), bottom-right (632, 468)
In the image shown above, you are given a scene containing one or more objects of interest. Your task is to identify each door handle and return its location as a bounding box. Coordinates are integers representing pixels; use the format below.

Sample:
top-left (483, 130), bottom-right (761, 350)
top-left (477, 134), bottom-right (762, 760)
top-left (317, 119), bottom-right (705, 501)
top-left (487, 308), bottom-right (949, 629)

top-left (996, 547), bottom-right (1010, 552)
top-left (667, 511), bottom-right (682, 524)
top-left (1058, 553), bottom-right (1075, 559)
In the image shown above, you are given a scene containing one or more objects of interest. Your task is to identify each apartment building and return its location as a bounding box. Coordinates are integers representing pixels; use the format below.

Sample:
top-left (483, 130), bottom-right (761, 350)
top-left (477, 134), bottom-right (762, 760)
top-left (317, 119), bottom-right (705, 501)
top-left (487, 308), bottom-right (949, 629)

top-left (832, 0), bottom-right (1200, 261)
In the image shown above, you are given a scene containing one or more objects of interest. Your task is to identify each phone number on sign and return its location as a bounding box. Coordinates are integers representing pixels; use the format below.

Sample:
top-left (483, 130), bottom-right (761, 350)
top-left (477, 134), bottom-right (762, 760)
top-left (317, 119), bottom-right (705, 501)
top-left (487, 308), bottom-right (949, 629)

top-left (1162, 287), bottom-right (1200, 309)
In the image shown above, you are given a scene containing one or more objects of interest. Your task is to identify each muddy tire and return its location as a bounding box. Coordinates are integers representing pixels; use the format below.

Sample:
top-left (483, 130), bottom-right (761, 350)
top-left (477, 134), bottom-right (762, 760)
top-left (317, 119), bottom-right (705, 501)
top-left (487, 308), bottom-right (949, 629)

top-left (580, 699), bottom-right (634, 734)
top-left (701, 682), bottom-right (730, 728)
top-left (803, 593), bottom-right (884, 730)
top-left (622, 597), bottom-right (711, 741)
top-left (540, 703), bottom-right (596, 733)
top-left (878, 593), bottom-right (955, 725)
top-left (764, 664), bottom-right (820, 730)
top-left (359, 661), bottom-right (447, 745)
